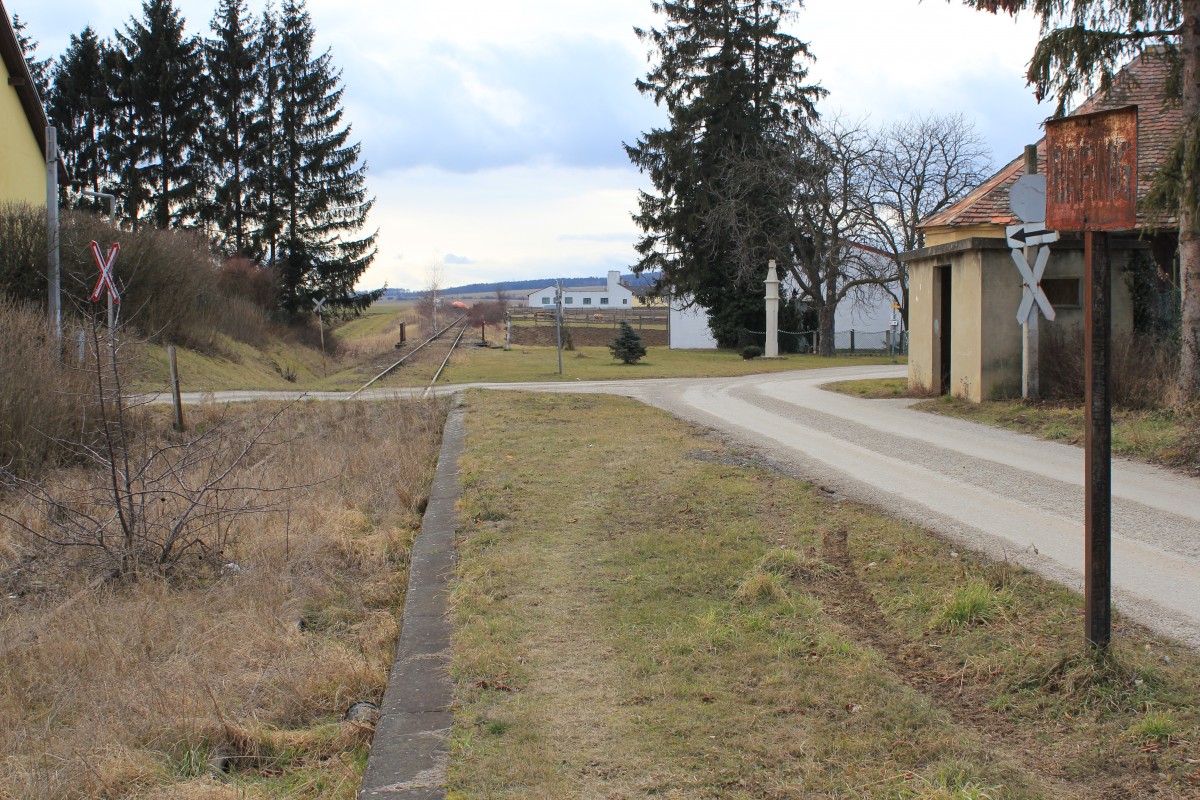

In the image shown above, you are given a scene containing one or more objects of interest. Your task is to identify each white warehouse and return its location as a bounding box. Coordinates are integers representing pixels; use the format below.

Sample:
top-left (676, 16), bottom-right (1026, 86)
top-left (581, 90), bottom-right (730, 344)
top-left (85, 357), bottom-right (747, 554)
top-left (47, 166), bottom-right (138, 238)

top-left (527, 271), bottom-right (634, 310)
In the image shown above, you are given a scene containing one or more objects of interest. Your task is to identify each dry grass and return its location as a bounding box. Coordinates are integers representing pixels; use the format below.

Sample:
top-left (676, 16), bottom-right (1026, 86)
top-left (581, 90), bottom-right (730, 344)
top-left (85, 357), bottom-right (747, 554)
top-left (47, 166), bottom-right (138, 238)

top-left (0, 397), bottom-right (448, 799)
top-left (449, 391), bottom-right (1200, 799)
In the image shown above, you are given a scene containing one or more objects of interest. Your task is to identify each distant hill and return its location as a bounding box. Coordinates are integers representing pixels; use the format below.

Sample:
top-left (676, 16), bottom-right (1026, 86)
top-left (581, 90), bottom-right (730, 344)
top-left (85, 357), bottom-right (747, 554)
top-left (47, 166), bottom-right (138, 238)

top-left (381, 273), bottom-right (660, 300)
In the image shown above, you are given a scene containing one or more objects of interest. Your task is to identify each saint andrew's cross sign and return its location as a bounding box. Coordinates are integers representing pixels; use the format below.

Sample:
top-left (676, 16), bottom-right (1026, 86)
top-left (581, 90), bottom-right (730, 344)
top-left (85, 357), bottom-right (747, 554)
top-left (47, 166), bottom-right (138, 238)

top-left (89, 240), bottom-right (121, 304)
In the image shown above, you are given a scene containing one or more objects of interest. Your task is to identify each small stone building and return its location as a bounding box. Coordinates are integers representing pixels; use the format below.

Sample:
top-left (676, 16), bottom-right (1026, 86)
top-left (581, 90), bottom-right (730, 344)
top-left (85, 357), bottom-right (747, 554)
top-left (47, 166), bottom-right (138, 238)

top-left (902, 50), bottom-right (1180, 401)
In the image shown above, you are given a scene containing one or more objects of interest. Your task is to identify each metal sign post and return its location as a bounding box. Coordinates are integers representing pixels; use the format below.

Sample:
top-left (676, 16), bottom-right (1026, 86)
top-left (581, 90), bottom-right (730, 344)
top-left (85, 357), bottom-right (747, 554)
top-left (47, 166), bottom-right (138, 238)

top-left (313, 297), bottom-right (328, 377)
top-left (46, 127), bottom-right (61, 342)
top-left (1045, 105), bottom-right (1138, 653)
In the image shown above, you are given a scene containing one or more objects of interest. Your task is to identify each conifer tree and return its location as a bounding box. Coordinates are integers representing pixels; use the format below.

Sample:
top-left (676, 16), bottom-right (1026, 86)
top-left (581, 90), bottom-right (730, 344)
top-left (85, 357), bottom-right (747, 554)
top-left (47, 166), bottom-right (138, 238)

top-left (610, 322), bottom-right (648, 364)
top-left (251, 5), bottom-right (285, 266)
top-left (49, 27), bottom-right (111, 211)
top-left (270, 0), bottom-right (378, 315)
top-left (10, 15), bottom-right (50, 101)
top-left (200, 0), bottom-right (264, 257)
top-left (112, 0), bottom-right (206, 229)
top-left (962, 0), bottom-right (1200, 399)
top-left (626, 0), bottom-right (823, 347)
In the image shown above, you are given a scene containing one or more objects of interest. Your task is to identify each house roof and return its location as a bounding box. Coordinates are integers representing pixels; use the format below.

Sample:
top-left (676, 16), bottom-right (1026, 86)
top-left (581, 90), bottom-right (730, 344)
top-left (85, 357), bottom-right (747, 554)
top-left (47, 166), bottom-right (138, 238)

top-left (921, 48), bottom-right (1182, 231)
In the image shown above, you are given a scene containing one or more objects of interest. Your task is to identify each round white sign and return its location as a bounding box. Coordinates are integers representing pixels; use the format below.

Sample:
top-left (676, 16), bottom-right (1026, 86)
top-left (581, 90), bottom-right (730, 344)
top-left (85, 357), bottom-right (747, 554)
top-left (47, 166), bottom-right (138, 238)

top-left (1009, 174), bottom-right (1047, 223)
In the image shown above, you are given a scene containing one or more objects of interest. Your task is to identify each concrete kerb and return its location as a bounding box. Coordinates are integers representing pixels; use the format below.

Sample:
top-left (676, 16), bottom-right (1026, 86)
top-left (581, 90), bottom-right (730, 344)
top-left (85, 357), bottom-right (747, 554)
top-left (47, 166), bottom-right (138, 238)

top-left (358, 400), bottom-right (465, 799)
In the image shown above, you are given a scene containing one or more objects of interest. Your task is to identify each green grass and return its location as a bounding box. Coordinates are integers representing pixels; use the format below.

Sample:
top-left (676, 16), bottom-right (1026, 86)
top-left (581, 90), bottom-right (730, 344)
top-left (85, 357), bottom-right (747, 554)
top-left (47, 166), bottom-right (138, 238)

top-left (823, 376), bottom-right (929, 399)
top-left (917, 395), bottom-right (1200, 475)
top-left (449, 391), bottom-right (1200, 799)
top-left (442, 344), bottom-right (902, 384)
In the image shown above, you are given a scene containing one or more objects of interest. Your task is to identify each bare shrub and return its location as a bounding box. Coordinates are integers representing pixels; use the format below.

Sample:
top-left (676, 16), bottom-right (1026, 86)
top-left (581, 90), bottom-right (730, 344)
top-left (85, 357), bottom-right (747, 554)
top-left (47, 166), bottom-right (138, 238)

top-left (0, 202), bottom-right (45, 302)
top-left (216, 256), bottom-right (277, 310)
top-left (1042, 325), bottom-right (1179, 409)
top-left (0, 298), bottom-right (98, 477)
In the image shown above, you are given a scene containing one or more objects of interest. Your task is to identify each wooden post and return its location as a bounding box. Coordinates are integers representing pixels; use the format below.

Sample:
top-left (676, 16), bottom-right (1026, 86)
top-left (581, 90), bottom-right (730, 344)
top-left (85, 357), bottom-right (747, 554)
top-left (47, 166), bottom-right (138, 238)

top-left (168, 345), bottom-right (185, 432)
top-left (1084, 230), bottom-right (1112, 651)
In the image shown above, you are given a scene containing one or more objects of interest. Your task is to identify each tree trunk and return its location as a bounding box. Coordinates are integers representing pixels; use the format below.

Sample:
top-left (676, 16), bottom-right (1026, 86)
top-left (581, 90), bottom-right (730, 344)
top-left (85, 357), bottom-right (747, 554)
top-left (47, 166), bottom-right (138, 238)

top-left (817, 303), bottom-right (835, 357)
top-left (1182, 1), bottom-right (1200, 402)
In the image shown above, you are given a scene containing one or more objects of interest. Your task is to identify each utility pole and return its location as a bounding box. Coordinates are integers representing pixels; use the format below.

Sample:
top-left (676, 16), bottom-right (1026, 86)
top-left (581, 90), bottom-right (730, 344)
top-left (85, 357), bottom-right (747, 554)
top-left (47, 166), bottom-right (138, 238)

top-left (46, 126), bottom-right (61, 341)
top-left (555, 279), bottom-right (564, 376)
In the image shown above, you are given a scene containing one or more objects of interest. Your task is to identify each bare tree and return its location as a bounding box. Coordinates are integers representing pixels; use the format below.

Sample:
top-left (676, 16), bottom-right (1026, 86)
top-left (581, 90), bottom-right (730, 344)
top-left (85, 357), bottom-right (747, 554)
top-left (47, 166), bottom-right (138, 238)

top-left (865, 113), bottom-right (992, 327)
top-left (712, 118), bottom-right (897, 356)
top-left (415, 263), bottom-right (444, 332)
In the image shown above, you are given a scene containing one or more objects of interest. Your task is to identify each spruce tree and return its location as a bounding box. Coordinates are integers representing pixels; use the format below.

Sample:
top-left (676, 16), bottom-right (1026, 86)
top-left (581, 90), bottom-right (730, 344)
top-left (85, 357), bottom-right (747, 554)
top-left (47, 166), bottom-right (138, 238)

top-left (626, 0), bottom-right (823, 347)
top-left (271, 0), bottom-right (378, 315)
top-left (10, 15), bottom-right (50, 101)
top-left (610, 322), bottom-right (648, 364)
top-left (200, 0), bottom-right (264, 257)
top-left (251, 5), bottom-right (285, 267)
top-left (962, 0), bottom-right (1200, 399)
top-left (49, 27), bottom-right (111, 211)
top-left (112, 0), bottom-right (206, 229)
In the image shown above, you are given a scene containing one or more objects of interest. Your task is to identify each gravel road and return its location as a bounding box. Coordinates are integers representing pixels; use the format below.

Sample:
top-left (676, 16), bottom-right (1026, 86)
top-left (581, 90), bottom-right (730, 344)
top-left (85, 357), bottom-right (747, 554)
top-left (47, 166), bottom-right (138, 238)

top-left (179, 364), bottom-right (1200, 647)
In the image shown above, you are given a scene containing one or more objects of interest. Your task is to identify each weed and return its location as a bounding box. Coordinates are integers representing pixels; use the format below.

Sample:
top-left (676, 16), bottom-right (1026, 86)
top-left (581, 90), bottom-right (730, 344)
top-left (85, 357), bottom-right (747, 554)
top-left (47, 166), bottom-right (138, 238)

top-left (939, 582), bottom-right (1005, 631)
top-left (757, 547), bottom-right (832, 579)
top-left (735, 569), bottom-right (790, 604)
top-left (1128, 710), bottom-right (1179, 743)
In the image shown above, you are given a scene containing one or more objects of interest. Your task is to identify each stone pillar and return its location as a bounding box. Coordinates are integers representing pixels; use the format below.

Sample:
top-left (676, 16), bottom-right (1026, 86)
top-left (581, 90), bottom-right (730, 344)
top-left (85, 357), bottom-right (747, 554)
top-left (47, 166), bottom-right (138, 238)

top-left (764, 259), bottom-right (780, 358)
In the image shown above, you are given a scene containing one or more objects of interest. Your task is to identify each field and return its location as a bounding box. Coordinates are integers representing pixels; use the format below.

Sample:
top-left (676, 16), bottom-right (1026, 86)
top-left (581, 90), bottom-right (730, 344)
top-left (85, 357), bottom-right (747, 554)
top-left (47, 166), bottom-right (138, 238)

top-left (449, 391), bottom-right (1200, 799)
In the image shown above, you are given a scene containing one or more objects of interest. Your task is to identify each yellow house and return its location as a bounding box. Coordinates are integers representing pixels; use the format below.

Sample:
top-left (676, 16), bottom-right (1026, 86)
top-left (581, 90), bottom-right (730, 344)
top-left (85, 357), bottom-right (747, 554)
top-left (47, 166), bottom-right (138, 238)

top-left (902, 50), bottom-right (1179, 401)
top-left (0, 0), bottom-right (51, 206)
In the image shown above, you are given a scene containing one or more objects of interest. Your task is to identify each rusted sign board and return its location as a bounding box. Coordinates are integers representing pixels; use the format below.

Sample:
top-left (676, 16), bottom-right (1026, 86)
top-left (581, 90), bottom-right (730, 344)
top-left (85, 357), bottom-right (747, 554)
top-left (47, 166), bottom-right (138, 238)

top-left (1045, 105), bottom-right (1138, 231)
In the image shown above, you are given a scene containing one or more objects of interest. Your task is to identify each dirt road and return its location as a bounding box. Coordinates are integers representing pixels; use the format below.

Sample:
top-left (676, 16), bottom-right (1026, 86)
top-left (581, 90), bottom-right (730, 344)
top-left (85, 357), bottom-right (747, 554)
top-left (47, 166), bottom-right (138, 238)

top-left (182, 364), bottom-right (1200, 646)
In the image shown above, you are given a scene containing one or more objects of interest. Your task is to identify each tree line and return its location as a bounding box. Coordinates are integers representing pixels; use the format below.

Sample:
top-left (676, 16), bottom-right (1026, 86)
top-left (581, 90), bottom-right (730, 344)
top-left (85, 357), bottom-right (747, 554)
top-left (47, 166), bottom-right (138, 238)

top-left (14, 0), bottom-right (378, 317)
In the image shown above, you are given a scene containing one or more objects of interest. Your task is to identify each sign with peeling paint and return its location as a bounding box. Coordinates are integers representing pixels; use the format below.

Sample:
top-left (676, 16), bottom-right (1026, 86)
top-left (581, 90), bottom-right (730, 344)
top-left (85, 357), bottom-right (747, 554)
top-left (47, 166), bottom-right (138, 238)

top-left (1045, 105), bottom-right (1138, 231)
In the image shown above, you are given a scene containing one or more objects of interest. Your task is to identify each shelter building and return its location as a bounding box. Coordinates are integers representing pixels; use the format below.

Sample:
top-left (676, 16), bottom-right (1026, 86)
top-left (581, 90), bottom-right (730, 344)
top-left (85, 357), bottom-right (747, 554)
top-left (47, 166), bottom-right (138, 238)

top-left (902, 50), bottom-right (1180, 401)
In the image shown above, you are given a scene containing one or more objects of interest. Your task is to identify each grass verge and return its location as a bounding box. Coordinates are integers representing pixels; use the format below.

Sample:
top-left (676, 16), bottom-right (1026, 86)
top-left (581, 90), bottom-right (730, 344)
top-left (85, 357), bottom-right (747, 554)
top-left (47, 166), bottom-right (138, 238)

top-left (450, 391), bottom-right (1199, 799)
top-left (0, 398), bottom-right (447, 799)
top-left (916, 396), bottom-right (1200, 476)
top-left (822, 376), bottom-right (924, 399)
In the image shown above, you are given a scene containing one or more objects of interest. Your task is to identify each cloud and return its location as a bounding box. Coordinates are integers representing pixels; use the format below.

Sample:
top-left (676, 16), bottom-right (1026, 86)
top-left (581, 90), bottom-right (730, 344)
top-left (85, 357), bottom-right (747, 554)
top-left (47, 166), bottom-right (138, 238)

top-left (347, 36), bottom-right (665, 175)
top-left (443, 253), bottom-right (473, 265)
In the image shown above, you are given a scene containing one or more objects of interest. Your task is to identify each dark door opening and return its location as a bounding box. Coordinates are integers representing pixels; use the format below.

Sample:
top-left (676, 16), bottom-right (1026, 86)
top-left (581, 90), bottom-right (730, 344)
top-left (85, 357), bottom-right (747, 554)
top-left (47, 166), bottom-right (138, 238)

top-left (937, 266), bottom-right (952, 395)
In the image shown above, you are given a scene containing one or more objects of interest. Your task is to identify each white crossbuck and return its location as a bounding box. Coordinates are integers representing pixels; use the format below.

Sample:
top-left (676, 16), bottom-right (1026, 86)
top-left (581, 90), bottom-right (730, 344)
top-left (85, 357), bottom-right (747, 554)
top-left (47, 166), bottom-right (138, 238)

top-left (1005, 223), bottom-right (1058, 324)
top-left (89, 240), bottom-right (121, 304)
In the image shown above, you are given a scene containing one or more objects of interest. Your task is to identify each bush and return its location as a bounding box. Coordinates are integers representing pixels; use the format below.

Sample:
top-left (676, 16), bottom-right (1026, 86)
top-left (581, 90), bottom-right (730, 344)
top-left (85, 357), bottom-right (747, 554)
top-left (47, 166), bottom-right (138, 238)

top-left (0, 202), bottom-right (45, 303)
top-left (1042, 326), bottom-right (1179, 409)
top-left (0, 298), bottom-right (100, 477)
top-left (742, 345), bottom-right (763, 360)
top-left (609, 322), bottom-right (646, 364)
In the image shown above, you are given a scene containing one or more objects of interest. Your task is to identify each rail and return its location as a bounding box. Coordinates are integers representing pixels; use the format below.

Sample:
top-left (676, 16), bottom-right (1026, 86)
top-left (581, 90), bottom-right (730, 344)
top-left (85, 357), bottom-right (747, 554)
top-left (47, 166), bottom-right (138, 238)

top-left (422, 320), bottom-right (470, 398)
top-left (348, 315), bottom-right (468, 399)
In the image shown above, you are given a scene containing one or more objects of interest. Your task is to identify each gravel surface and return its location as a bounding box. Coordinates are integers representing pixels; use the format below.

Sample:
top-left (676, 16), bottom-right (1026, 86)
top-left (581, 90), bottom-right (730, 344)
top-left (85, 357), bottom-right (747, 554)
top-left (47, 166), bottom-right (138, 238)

top-left (182, 364), bottom-right (1200, 648)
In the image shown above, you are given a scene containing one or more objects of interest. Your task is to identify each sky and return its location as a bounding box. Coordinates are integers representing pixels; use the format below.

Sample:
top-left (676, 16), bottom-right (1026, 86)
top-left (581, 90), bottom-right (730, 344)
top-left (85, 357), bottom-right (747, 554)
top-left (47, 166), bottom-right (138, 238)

top-left (15, 0), bottom-right (1055, 292)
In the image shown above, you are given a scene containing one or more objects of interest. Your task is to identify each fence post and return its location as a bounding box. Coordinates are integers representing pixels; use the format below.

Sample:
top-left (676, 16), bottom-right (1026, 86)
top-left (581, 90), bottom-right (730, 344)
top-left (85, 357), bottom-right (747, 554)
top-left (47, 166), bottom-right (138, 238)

top-left (168, 345), bottom-right (185, 433)
top-left (850, 330), bottom-right (856, 354)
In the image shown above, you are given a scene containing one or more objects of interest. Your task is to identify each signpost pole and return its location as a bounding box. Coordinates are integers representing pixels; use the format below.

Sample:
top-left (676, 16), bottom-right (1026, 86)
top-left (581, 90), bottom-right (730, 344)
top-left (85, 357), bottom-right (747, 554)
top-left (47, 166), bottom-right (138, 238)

top-left (1022, 145), bottom-right (1039, 401)
top-left (1045, 104), bottom-right (1135, 654)
top-left (1084, 230), bottom-right (1113, 650)
top-left (555, 279), bottom-right (564, 376)
top-left (46, 126), bottom-right (61, 342)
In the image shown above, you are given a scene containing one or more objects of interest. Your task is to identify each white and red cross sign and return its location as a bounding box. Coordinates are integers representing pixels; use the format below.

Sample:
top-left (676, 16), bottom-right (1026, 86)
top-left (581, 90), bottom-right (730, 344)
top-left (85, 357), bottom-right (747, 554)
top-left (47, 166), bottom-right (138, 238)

top-left (89, 240), bottom-right (121, 304)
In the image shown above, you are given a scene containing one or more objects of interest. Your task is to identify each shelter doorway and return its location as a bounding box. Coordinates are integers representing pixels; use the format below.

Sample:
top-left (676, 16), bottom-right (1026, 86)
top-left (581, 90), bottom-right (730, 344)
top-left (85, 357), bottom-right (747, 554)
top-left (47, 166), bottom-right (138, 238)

top-left (936, 266), bottom-right (952, 395)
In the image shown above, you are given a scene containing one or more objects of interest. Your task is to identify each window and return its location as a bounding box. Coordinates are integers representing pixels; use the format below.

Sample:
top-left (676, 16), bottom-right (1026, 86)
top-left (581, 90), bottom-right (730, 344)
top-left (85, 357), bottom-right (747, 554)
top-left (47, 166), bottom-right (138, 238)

top-left (1041, 278), bottom-right (1081, 308)
top-left (622, 299), bottom-right (629, 305)
top-left (541, 297), bottom-right (551, 304)
top-left (565, 297), bottom-right (574, 304)
top-left (600, 297), bottom-right (609, 305)
top-left (583, 297), bottom-right (592, 305)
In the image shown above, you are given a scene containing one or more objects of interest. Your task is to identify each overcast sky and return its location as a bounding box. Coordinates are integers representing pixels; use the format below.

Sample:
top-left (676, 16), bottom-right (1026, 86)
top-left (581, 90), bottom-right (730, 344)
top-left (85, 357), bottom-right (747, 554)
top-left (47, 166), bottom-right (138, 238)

top-left (17, 0), bottom-right (1052, 291)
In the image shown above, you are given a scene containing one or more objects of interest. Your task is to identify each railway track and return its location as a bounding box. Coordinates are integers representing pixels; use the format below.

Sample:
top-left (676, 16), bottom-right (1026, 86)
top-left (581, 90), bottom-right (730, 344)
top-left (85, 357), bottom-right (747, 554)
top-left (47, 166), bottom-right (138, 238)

top-left (349, 315), bottom-right (471, 399)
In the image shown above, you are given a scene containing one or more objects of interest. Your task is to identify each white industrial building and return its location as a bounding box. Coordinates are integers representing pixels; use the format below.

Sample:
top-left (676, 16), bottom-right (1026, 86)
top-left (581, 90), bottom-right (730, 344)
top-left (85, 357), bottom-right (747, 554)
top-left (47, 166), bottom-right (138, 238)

top-left (527, 271), bottom-right (634, 310)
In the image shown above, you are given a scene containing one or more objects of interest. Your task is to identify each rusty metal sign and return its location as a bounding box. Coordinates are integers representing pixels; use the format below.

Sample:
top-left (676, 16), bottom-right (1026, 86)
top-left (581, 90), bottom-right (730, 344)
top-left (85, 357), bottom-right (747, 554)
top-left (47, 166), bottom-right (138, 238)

top-left (1045, 105), bottom-right (1138, 231)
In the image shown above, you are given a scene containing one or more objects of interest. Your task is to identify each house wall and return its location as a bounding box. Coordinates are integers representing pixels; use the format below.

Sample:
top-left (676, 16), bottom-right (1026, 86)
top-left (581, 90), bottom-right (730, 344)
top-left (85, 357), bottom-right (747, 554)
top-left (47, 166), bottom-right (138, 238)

top-left (527, 271), bottom-right (634, 309)
top-left (668, 295), bottom-right (718, 349)
top-left (0, 57), bottom-right (46, 206)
